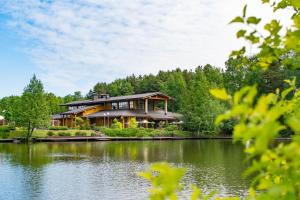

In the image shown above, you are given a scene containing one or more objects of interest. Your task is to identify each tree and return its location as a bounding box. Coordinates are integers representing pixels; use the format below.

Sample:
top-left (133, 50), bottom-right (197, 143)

top-left (20, 75), bottom-right (50, 141)
top-left (93, 82), bottom-right (108, 95)
top-left (0, 95), bottom-right (22, 124)
top-left (180, 68), bottom-right (226, 134)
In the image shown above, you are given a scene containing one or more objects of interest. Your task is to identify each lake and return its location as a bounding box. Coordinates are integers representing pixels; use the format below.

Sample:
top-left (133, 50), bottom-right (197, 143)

top-left (0, 140), bottom-right (250, 200)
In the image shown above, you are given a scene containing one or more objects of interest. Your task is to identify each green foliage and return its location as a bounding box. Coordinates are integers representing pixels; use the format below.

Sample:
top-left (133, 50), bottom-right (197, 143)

top-left (58, 132), bottom-right (71, 136)
top-left (140, 163), bottom-right (236, 200)
top-left (180, 66), bottom-right (227, 134)
top-left (111, 118), bottom-right (123, 129)
top-left (49, 126), bottom-right (68, 130)
top-left (208, 1), bottom-right (300, 198)
top-left (128, 117), bottom-right (138, 128)
top-left (19, 75), bottom-right (50, 141)
top-left (99, 127), bottom-right (190, 137)
top-left (0, 125), bottom-right (13, 139)
top-left (139, 163), bottom-right (186, 200)
top-left (75, 131), bottom-right (87, 136)
top-left (47, 131), bottom-right (55, 136)
top-left (165, 124), bottom-right (178, 132)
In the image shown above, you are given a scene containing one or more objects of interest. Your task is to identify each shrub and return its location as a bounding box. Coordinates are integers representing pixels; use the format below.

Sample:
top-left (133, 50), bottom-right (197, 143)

top-left (47, 131), bottom-right (55, 136)
top-left (75, 131), bottom-right (87, 136)
top-left (80, 124), bottom-right (91, 130)
top-left (90, 132), bottom-right (96, 136)
top-left (0, 132), bottom-right (10, 139)
top-left (58, 132), bottom-right (71, 136)
top-left (165, 124), bottom-right (178, 132)
top-left (49, 126), bottom-right (68, 130)
top-left (0, 125), bottom-right (15, 133)
top-left (128, 117), bottom-right (137, 128)
top-left (111, 118), bottom-right (123, 129)
top-left (92, 126), bottom-right (101, 131)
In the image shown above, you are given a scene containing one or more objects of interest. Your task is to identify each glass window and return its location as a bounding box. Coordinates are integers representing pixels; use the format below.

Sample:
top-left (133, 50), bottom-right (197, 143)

top-left (130, 101), bottom-right (134, 109)
top-left (138, 100), bottom-right (144, 110)
top-left (112, 102), bottom-right (118, 110)
top-left (119, 101), bottom-right (129, 109)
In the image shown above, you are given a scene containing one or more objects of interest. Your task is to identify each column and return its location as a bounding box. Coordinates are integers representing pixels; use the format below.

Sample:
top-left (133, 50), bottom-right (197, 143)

top-left (164, 99), bottom-right (168, 115)
top-left (145, 98), bottom-right (148, 114)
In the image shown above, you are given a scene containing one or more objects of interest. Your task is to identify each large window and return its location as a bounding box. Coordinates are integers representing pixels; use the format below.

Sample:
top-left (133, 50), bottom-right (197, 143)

top-left (112, 102), bottom-right (118, 110)
top-left (119, 101), bottom-right (129, 109)
top-left (138, 100), bottom-right (144, 110)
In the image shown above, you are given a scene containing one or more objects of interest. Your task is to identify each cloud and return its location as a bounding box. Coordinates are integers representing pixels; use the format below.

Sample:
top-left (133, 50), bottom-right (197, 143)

top-left (1, 0), bottom-right (292, 95)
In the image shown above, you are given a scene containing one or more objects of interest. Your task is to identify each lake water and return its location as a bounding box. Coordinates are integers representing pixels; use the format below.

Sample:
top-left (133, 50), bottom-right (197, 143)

top-left (0, 140), bottom-right (250, 200)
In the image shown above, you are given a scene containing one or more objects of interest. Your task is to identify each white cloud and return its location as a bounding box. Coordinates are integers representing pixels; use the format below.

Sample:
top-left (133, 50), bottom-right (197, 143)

top-left (1, 0), bottom-right (292, 95)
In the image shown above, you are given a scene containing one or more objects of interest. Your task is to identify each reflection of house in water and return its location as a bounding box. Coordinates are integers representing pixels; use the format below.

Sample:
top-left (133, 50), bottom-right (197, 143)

top-left (52, 92), bottom-right (182, 128)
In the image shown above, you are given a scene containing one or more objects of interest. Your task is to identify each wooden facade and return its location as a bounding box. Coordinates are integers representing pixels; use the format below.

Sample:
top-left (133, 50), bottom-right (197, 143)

top-left (53, 92), bottom-right (180, 128)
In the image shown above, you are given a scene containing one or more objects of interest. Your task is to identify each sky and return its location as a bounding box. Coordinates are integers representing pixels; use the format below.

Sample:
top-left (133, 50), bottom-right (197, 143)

top-left (0, 0), bottom-right (291, 97)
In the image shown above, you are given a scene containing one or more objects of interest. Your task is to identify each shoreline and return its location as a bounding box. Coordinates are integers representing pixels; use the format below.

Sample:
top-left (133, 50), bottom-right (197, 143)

top-left (0, 136), bottom-right (291, 143)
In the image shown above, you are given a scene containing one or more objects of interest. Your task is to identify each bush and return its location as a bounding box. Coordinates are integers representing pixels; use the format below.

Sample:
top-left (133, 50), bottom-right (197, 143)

top-left (58, 132), bottom-right (71, 136)
top-left (92, 126), bottom-right (101, 131)
top-left (0, 125), bottom-right (15, 133)
top-left (128, 117), bottom-right (138, 128)
top-left (165, 125), bottom-right (178, 132)
top-left (0, 132), bottom-right (10, 139)
top-left (91, 132), bottom-right (97, 136)
top-left (47, 131), bottom-right (55, 136)
top-left (75, 131), bottom-right (87, 136)
top-left (49, 126), bottom-right (68, 130)
top-left (111, 118), bottom-right (123, 129)
top-left (80, 124), bottom-right (91, 130)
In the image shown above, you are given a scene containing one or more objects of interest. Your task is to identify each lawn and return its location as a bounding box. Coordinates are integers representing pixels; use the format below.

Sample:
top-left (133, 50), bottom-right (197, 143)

top-left (0, 125), bottom-right (190, 139)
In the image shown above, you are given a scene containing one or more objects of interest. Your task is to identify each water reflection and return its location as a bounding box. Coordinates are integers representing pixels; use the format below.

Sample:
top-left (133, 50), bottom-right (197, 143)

top-left (0, 140), bottom-right (250, 199)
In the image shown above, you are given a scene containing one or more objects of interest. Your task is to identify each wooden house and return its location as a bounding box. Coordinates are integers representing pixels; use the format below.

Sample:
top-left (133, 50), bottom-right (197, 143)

top-left (52, 92), bottom-right (181, 128)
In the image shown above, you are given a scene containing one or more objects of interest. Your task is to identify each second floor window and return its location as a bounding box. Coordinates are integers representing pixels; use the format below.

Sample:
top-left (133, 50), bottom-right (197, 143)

top-left (119, 101), bottom-right (129, 109)
top-left (112, 102), bottom-right (118, 110)
top-left (130, 101), bottom-right (134, 109)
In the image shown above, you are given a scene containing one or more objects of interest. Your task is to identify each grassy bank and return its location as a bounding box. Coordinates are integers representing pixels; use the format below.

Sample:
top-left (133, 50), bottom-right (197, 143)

top-left (0, 125), bottom-right (190, 139)
top-left (0, 127), bottom-right (95, 139)
top-left (98, 127), bottom-right (190, 137)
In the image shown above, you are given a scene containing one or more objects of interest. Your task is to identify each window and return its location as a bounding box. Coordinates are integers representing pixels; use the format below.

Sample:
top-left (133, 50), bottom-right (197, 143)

top-left (119, 101), bottom-right (129, 109)
top-left (130, 101), bottom-right (134, 109)
top-left (138, 100), bottom-right (144, 110)
top-left (112, 102), bottom-right (118, 110)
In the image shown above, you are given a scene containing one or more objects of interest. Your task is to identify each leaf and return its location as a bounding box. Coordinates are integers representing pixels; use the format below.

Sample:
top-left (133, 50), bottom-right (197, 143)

top-left (230, 16), bottom-right (244, 24)
top-left (293, 14), bottom-right (300, 28)
top-left (290, 0), bottom-right (300, 9)
top-left (247, 16), bottom-right (261, 24)
top-left (209, 88), bottom-right (231, 101)
top-left (243, 5), bottom-right (247, 18)
top-left (237, 29), bottom-right (247, 38)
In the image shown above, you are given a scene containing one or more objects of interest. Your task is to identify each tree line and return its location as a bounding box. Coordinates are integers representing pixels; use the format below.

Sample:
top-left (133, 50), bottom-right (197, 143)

top-left (0, 57), bottom-right (299, 135)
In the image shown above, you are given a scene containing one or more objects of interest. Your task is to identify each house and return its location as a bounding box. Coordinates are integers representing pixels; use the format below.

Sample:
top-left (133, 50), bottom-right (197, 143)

top-left (0, 115), bottom-right (5, 126)
top-left (52, 92), bottom-right (182, 128)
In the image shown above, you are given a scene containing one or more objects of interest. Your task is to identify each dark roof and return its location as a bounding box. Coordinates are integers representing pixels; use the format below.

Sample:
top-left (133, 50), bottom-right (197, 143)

top-left (86, 109), bottom-right (182, 120)
top-left (61, 106), bottom-right (96, 115)
top-left (52, 114), bottom-right (63, 119)
top-left (63, 92), bottom-right (171, 106)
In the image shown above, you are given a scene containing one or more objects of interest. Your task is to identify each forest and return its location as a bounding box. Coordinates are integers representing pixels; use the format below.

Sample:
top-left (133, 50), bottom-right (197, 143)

top-left (1, 56), bottom-right (298, 135)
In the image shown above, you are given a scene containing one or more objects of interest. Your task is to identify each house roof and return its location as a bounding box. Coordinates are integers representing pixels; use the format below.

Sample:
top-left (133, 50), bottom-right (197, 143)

top-left (86, 109), bottom-right (182, 120)
top-left (63, 92), bottom-right (171, 106)
top-left (61, 106), bottom-right (96, 115)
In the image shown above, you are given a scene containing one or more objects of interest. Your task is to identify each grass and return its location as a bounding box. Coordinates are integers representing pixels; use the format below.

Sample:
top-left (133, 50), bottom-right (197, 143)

top-left (3, 129), bottom-right (95, 138)
top-left (0, 126), bottom-right (190, 139)
top-left (99, 127), bottom-right (190, 137)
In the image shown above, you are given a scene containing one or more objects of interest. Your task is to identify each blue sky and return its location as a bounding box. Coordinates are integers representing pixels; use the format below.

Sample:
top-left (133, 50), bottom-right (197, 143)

top-left (0, 0), bottom-right (291, 98)
top-left (0, 14), bottom-right (37, 97)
